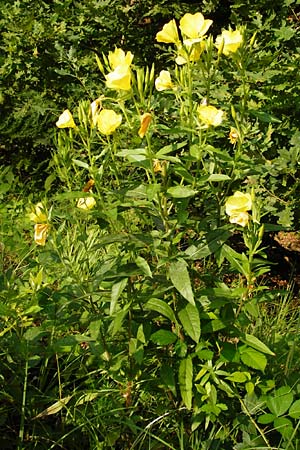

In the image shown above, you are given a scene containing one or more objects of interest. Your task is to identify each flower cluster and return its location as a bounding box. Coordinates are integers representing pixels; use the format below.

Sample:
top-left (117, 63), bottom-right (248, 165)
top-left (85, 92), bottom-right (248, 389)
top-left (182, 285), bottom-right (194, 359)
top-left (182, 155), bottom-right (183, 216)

top-left (105, 48), bottom-right (133, 91)
top-left (156, 13), bottom-right (212, 65)
top-left (225, 191), bottom-right (252, 227)
top-left (29, 203), bottom-right (50, 246)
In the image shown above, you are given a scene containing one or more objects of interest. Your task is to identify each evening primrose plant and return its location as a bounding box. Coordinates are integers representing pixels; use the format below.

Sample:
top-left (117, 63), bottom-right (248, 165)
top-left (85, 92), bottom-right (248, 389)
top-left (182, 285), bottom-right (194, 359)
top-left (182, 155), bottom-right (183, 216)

top-left (17, 10), bottom-right (299, 449)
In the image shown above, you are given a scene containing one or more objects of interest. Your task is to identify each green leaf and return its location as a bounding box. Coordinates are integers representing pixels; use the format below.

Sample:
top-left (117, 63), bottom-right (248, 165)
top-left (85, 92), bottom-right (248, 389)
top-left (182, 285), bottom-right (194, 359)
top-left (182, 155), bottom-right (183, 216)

top-left (289, 399), bottom-right (300, 419)
top-left (135, 256), bottom-right (152, 278)
top-left (225, 371), bottom-right (251, 383)
top-left (266, 386), bottom-right (294, 417)
top-left (34, 396), bottom-right (72, 419)
top-left (160, 364), bottom-right (177, 396)
top-left (241, 334), bottom-right (275, 356)
top-left (167, 186), bottom-right (197, 198)
top-left (178, 303), bottom-right (200, 343)
top-left (207, 174), bottom-right (231, 182)
top-left (179, 356), bottom-right (193, 410)
top-left (72, 159), bottom-right (90, 169)
top-left (185, 229), bottom-right (232, 260)
top-left (110, 278), bottom-right (128, 315)
top-left (258, 413), bottom-right (276, 424)
top-left (273, 417), bottom-right (293, 439)
top-left (239, 347), bottom-right (267, 372)
top-left (169, 259), bottom-right (195, 305)
top-left (145, 298), bottom-right (177, 324)
top-left (150, 330), bottom-right (177, 345)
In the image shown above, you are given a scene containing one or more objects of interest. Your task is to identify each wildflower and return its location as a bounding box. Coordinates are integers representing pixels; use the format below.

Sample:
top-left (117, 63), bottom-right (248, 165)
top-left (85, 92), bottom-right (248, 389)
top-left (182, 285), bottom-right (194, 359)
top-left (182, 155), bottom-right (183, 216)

top-left (155, 70), bottom-right (174, 91)
top-left (175, 41), bottom-right (205, 65)
top-left (228, 211), bottom-right (250, 227)
top-left (225, 191), bottom-right (252, 216)
top-left (197, 104), bottom-right (224, 127)
top-left (77, 197), bottom-right (96, 210)
top-left (229, 127), bottom-right (239, 144)
top-left (29, 202), bottom-right (47, 223)
top-left (105, 64), bottom-right (131, 91)
top-left (179, 13), bottom-right (212, 42)
top-left (96, 109), bottom-right (122, 135)
top-left (156, 19), bottom-right (179, 44)
top-left (34, 223), bottom-right (50, 246)
top-left (108, 48), bottom-right (133, 70)
top-left (90, 98), bottom-right (102, 127)
top-left (56, 109), bottom-right (76, 128)
top-left (215, 29), bottom-right (243, 56)
top-left (138, 113), bottom-right (152, 138)
top-left (153, 159), bottom-right (163, 173)
top-left (225, 191), bottom-right (252, 227)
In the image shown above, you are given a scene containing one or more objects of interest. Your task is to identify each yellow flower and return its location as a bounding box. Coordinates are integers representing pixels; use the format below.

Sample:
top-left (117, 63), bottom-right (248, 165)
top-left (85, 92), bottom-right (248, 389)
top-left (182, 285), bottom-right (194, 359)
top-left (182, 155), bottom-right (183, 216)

top-left (138, 113), bottom-right (152, 138)
top-left (96, 109), bottom-right (122, 135)
top-left (156, 19), bottom-right (179, 44)
top-left (56, 109), bottom-right (76, 128)
top-left (34, 223), bottom-right (50, 246)
top-left (155, 70), bottom-right (174, 91)
top-left (29, 202), bottom-right (47, 223)
top-left (225, 191), bottom-right (252, 216)
top-left (215, 29), bottom-right (243, 56)
top-left (229, 127), bottom-right (239, 144)
top-left (77, 196), bottom-right (96, 210)
top-left (179, 13), bottom-right (212, 41)
top-left (228, 211), bottom-right (250, 227)
top-left (175, 41), bottom-right (205, 65)
top-left (108, 48), bottom-right (133, 70)
top-left (105, 64), bottom-right (132, 90)
top-left (197, 104), bottom-right (224, 127)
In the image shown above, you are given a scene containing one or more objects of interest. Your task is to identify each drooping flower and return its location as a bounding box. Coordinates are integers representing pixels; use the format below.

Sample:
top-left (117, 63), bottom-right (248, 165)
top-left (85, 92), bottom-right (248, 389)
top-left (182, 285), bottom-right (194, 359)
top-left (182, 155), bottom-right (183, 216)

top-left (96, 109), bottom-right (122, 135)
top-left (156, 19), bottom-right (180, 44)
top-left (197, 104), bottom-right (224, 127)
top-left (56, 109), bottom-right (76, 128)
top-left (105, 64), bottom-right (132, 90)
top-left (228, 127), bottom-right (239, 144)
top-left (108, 48), bottom-right (134, 70)
top-left (90, 97), bottom-right (103, 127)
top-left (215, 29), bottom-right (243, 56)
top-left (179, 13), bottom-right (212, 41)
top-left (77, 196), bottom-right (96, 210)
top-left (29, 202), bottom-right (47, 223)
top-left (34, 223), bottom-right (50, 246)
top-left (225, 191), bottom-right (252, 227)
top-left (155, 70), bottom-right (174, 91)
top-left (138, 113), bottom-right (152, 138)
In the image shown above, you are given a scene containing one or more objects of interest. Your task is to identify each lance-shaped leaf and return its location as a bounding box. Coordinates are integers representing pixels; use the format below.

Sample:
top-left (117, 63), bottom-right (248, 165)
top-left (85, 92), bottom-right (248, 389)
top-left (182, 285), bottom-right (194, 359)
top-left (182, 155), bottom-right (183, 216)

top-left (169, 259), bottom-right (195, 305)
top-left (179, 356), bottom-right (193, 409)
top-left (178, 303), bottom-right (200, 343)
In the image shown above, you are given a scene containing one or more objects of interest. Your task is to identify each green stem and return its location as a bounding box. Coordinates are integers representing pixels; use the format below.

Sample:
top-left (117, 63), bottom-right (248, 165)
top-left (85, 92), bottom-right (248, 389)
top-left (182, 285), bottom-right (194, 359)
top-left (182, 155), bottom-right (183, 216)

top-left (18, 349), bottom-right (29, 450)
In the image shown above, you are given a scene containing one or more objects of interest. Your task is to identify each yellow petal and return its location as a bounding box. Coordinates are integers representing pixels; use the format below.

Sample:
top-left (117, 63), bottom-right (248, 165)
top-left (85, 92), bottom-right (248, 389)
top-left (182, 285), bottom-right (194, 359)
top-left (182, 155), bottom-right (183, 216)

top-left (29, 202), bottom-right (47, 223)
top-left (108, 48), bottom-right (133, 69)
top-left (156, 19), bottom-right (179, 44)
top-left (77, 197), bottom-right (96, 210)
top-left (215, 29), bottom-right (243, 56)
top-left (138, 113), bottom-right (152, 138)
top-left (197, 104), bottom-right (224, 127)
top-left (229, 212), bottom-right (250, 227)
top-left (155, 70), bottom-right (174, 91)
top-left (105, 64), bottom-right (132, 91)
top-left (180, 13), bottom-right (212, 40)
top-left (56, 109), bottom-right (76, 128)
top-left (225, 191), bottom-right (252, 216)
top-left (34, 224), bottom-right (49, 246)
top-left (96, 109), bottom-right (122, 135)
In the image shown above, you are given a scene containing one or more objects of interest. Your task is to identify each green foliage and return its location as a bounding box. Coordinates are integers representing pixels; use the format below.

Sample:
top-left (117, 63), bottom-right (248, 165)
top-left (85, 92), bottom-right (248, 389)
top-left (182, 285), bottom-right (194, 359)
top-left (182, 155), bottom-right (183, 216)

top-left (1, 2), bottom-right (300, 449)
